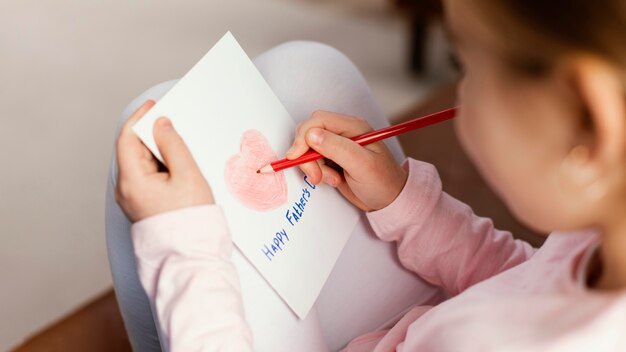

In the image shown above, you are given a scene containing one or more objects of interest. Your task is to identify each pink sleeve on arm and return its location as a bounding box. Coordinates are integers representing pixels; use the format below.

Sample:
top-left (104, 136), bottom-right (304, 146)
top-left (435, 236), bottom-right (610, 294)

top-left (131, 205), bottom-right (253, 352)
top-left (366, 158), bottom-right (537, 295)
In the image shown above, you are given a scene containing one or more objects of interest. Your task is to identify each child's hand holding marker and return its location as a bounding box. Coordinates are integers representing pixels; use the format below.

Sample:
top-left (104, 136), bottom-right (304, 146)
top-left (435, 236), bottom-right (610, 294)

top-left (285, 110), bottom-right (408, 212)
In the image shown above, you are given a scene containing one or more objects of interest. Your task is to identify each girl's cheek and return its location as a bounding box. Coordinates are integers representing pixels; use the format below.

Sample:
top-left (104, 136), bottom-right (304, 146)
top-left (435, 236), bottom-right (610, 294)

top-left (454, 78), bottom-right (489, 167)
top-left (454, 105), bottom-right (478, 161)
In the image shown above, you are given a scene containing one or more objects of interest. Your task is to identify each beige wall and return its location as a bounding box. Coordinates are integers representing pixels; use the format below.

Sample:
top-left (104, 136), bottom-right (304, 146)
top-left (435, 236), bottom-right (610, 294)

top-left (0, 0), bottom-right (441, 349)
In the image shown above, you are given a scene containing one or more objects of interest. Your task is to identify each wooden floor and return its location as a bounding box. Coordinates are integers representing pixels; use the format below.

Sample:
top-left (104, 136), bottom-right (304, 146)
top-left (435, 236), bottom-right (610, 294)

top-left (13, 85), bottom-right (543, 351)
top-left (13, 290), bottom-right (132, 352)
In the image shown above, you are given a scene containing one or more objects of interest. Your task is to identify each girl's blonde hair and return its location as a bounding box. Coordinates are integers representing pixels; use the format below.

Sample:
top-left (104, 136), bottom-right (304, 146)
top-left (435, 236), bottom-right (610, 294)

top-left (475, 1), bottom-right (626, 77)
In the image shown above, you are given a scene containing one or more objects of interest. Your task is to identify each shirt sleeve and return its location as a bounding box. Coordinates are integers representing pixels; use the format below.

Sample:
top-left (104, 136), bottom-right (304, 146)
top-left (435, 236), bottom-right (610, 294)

top-left (366, 158), bottom-right (537, 296)
top-left (131, 204), bottom-right (253, 352)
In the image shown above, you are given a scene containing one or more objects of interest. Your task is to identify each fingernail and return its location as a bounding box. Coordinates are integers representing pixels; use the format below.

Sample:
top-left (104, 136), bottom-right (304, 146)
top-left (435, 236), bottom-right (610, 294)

top-left (308, 128), bottom-right (323, 146)
top-left (158, 117), bottom-right (172, 128)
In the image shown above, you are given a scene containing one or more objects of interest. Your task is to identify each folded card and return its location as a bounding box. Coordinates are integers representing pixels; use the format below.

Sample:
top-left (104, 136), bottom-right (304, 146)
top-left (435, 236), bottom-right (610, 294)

top-left (132, 32), bottom-right (360, 319)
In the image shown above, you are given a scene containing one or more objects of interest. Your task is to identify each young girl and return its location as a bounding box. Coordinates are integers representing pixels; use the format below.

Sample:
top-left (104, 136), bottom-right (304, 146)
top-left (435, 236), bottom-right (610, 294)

top-left (112, 0), bottom-right (626, 350)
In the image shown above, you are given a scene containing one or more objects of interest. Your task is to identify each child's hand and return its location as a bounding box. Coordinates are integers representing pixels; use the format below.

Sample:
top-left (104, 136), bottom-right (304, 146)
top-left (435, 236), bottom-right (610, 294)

top-left (115, 100), bottom-right (214, 223)
top-left (286, 111), bottom-right (407, 212)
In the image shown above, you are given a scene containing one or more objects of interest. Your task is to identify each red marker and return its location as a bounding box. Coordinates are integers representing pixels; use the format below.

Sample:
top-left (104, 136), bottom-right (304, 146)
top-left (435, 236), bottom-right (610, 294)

top-left (258, 107), bottom-right (456, 174)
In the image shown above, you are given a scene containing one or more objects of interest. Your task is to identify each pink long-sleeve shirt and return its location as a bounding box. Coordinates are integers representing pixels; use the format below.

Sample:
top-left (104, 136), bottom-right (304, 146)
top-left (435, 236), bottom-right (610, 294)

top-left (131, 158), bottom-right (626, 351)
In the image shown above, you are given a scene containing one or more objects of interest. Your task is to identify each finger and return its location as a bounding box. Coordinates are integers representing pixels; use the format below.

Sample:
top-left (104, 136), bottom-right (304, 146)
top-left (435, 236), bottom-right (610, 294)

top-left (152, 117), bottom-right (198, 178)
top-left (286, 111), bottom-right (372, 159)
top-left (319, 164), bottom-right (342, 187)
top-left (117, 100), bottom-right (157, 179)
top-left (117, 137), bottom-right (160, 181)
top-left (120, 100), bottom-right (155, 137)
top-left (298, 159), bottom-right (324, 185)
top-left (304, 127), bottom-right (374, 179)
top-left (336, 181), bottom-right (371, 212)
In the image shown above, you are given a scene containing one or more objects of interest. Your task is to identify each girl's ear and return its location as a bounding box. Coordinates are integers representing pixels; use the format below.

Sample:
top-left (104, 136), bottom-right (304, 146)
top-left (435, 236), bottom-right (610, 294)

top-left (558, 55), bottom-right (626, 200)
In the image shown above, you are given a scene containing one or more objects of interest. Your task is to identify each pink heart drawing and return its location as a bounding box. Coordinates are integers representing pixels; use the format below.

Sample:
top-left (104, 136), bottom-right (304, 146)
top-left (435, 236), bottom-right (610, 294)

top-left (224, 129), bottom-right (288, 211)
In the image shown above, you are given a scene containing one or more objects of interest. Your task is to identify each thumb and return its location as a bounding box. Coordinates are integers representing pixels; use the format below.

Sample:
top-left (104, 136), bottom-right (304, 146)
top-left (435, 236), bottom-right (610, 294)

top-left (305, 127), bottom-right (372, 177)
top-left (153, 117), bottom-right (197, 176)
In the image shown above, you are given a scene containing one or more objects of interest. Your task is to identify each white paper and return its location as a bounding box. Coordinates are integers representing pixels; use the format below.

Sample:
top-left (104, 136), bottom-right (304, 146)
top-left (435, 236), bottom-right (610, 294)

top-left (132, 32), bottom-right (360, 319)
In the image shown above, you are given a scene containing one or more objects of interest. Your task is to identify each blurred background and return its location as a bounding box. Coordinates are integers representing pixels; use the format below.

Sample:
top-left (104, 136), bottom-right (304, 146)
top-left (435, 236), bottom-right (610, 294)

top-left (1, 0), bottom-right (542, 350)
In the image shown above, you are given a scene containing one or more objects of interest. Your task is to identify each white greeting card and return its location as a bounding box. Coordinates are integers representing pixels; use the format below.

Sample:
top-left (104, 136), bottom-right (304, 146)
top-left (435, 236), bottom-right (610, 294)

top-left (132, 32), bottom-right (360, 319)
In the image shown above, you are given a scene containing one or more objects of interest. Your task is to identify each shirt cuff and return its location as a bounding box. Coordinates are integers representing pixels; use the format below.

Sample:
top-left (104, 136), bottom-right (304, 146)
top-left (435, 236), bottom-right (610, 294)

top-left (365, 158), bottom-right (442, 242)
